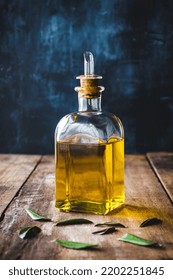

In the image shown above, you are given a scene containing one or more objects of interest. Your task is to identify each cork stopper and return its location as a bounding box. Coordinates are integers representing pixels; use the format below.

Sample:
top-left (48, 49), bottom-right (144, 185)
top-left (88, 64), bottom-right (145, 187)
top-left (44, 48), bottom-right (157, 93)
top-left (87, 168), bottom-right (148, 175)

top-left (75, 52), bottom-right (104, 98)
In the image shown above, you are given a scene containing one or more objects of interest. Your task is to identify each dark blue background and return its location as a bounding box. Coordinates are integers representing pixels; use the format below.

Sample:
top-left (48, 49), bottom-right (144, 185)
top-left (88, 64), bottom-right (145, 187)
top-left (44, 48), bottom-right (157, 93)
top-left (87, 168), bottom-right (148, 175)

top-left (0, 0), bottom-right (173, 154)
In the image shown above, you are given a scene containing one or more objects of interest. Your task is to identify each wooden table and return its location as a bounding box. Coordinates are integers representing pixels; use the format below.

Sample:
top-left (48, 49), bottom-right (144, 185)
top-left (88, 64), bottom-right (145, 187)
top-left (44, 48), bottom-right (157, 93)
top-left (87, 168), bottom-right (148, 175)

top-left (0, 153), bottom-right (172, 260)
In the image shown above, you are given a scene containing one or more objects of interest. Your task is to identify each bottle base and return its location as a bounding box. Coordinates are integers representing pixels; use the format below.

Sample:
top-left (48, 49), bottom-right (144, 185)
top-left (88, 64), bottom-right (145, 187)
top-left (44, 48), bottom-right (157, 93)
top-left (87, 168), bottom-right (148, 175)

top-left (55, 199), bottom-right (124, 215)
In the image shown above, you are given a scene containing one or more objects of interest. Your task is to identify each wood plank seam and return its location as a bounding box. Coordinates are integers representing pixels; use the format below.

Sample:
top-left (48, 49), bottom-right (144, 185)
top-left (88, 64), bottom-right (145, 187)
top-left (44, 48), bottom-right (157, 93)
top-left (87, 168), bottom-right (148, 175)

top-left (0, 155), bottom-right (43, 223)
top-left (146, 153), bottom-right (173, 206)
top-left (0, 154), bottom-right (173, 260)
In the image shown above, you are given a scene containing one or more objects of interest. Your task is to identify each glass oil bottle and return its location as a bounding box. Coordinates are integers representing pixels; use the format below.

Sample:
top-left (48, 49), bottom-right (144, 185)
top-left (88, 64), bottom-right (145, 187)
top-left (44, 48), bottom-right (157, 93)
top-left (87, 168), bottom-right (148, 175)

top-left (55, 52), bottom-right (124, 215)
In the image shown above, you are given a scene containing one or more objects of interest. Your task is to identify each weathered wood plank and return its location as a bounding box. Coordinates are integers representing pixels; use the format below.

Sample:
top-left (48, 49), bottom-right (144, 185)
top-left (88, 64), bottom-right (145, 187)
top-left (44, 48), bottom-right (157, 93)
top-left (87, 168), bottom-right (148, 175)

top-left (0, 154), bottom-right (41, 219)
top-left (147, 152), bottom-right (173, 204)
top-left (0, 154), bottom-right (173, 260)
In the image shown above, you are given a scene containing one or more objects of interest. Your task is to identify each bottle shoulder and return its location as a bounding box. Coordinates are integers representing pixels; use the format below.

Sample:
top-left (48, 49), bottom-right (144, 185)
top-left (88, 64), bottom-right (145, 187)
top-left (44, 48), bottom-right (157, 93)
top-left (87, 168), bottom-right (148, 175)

top-left (55, 111), bottom-right (124, 142)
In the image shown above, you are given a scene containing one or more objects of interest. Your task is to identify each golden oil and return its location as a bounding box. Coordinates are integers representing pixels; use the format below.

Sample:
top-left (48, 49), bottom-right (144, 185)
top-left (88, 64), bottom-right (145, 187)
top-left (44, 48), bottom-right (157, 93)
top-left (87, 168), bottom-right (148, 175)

top-left (55, 136), bottom-right (124, 214)
top-left (55, 51), bottom-right (125, 214)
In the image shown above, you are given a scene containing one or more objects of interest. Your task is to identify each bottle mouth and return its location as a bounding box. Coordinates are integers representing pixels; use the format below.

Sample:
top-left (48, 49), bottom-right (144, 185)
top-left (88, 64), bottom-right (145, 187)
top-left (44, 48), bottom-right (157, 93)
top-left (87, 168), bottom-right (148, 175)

top-left (74, 77), bottom-right (104, 98)
top-left (75, 52), bottom-right (105, 98)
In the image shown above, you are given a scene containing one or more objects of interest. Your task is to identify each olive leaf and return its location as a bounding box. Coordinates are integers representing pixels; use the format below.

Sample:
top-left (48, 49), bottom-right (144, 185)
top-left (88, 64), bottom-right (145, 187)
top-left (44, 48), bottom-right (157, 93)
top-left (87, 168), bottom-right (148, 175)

top-left (55, 218), bottom-right (93, 226)
top-left (95, 222), bottom-right (126, 228)
top-left (53, 239), bottom-right (97, 250)
top-left (92, 227), bottom-right (117, 235)
top-left (118, 233), bottom-right (162, 247)
top-left (18, 226), bottom-right (41, 239)
top-left (140, 217), bottom-right (162, 227)
top-left (25, 208), bottom-right (51, 221)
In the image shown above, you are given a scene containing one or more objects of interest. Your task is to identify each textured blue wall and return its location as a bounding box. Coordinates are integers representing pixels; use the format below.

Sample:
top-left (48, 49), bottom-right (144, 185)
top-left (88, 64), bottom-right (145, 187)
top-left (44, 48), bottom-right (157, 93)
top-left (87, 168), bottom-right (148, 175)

top-left (0, 0), bottom-right (173, 154)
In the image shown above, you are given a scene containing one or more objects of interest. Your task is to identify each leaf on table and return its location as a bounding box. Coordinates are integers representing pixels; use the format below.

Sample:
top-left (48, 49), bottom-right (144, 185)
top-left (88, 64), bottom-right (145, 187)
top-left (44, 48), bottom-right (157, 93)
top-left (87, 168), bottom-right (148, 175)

top-left (95, 222), bottom-right (126, 228)
top-left (118, 233), bottom-right (162, 247)
top-left (55, 218), bottom-right (93, 226)
top-left (140, 217), bottom-right (162, 227)
top-left (18, 226), bottom-right (41, 239)
top-left (53, 239), bottom-right (98, 250)
top-left (92, 227), bottom-right (117, 235)
top-left (25, 208), bottom-right (51, 221)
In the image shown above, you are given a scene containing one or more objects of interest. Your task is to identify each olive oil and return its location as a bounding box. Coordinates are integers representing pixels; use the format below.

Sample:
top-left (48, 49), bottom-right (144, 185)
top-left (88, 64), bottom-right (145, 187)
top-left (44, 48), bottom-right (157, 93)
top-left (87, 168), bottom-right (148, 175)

top-left (55, 135), bottom-right (124, 214)
top-left (55, 51), bottom-right (125, 214)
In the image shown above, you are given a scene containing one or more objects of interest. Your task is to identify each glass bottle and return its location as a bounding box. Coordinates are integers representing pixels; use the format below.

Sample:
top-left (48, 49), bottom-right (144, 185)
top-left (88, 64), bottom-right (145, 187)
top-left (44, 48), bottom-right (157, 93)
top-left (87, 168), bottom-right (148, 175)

top-left (55, 52), bottom-right (124, 215)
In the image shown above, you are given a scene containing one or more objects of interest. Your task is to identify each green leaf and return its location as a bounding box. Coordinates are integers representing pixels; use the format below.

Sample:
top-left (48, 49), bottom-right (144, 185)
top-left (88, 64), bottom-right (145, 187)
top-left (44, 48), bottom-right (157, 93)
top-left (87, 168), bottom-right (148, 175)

top-left (53, 239), bottom-right (97, 250)
top-left (118, 233), bottom-right (162, 247)
top-left (95, 222), bottom-right (126, 228)
top-left (55, 218), bottom-right (93, 226)
top-left (25, 208), bottom-right (51, 221)
top-left (140, 217), bottom-right (162, 227)
top-left (18, 226), bottom-right (41, 239)
top-left (92, 227), bottom-right (117, 235)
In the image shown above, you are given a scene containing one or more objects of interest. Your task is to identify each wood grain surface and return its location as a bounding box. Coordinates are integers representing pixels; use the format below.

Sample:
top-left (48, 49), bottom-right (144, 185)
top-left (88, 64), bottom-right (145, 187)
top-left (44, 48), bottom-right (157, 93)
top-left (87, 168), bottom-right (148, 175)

top-left (0, 154), bottom-right (172, 260)
top-left (0, 154), bottom-right (41, 219)
top-left (147, 152), bottom-right (173, 203)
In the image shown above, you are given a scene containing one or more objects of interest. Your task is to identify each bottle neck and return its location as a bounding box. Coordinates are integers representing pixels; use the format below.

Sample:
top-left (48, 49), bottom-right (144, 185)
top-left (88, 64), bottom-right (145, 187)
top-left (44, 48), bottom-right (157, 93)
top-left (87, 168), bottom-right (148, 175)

top-left (78, 94), bottom-right (102, 112)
